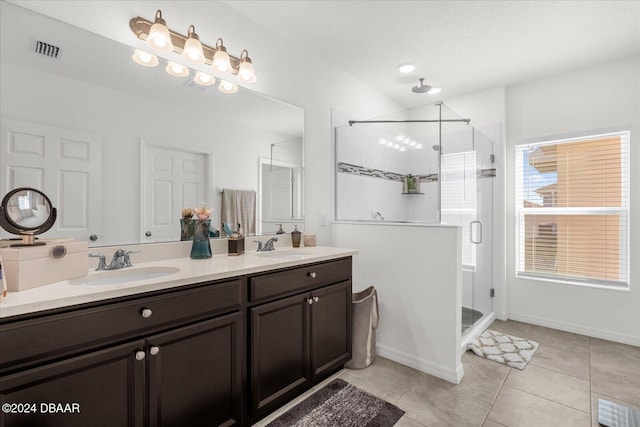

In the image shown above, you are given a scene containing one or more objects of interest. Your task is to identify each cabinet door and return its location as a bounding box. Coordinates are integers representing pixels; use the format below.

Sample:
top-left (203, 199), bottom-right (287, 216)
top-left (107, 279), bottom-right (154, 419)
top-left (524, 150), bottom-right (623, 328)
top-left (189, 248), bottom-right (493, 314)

top-left (250, 293), bottom-right (311, 417)
top-left (146, 312), bottom-right (243, 427)
top-left (311, 280), bottom-right (352, 378)
top-left (0, 340), bottom-right (145, 427)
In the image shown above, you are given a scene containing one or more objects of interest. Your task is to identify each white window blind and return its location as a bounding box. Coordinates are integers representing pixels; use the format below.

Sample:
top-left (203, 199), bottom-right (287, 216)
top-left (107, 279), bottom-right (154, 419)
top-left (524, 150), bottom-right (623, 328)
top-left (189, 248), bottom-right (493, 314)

top-left (515, 131), bottom-right (630, 288)
top-left (441, 151), bottom-right (477, 268)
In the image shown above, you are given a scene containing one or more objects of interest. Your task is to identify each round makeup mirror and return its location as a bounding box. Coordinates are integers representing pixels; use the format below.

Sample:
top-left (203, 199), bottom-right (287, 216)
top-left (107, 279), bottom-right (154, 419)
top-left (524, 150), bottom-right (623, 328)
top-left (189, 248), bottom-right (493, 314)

top-left (0, 187), bottom-right (57, 246)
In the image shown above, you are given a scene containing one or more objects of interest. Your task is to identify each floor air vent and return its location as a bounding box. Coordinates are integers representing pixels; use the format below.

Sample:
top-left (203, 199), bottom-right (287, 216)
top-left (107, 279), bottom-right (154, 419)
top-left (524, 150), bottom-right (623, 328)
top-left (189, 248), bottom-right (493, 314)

top-left (34, 40), bottom-right (62, 59)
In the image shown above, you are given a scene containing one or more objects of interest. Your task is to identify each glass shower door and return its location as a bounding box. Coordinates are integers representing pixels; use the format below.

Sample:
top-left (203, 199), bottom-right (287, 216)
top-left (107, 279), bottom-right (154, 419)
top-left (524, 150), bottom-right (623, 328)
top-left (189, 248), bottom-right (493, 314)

top-left (440, 127), bottom-right (493, 335)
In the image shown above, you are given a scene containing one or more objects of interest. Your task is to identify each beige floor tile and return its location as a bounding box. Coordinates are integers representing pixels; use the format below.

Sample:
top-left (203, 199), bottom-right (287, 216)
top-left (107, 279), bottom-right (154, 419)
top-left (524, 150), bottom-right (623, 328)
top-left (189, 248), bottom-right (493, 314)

top-left (459, 351), bottom-right (510, 403)
top-left (528, 340), bottom-right (590, 380)
top-left (340, 356), bottom-right (420, 403)
top-left (591, 392), bottom-right (640, 427)
top-left (526, 324), bottom-right (590, 349)
top-left (396, 374), bottom-right (492, 427)
top-left (483, 420), bottom-right (508, 427)
top-left (505, 364), bottom-right (590, 412)
top-left (394, 414), bottom-right (427, 427)
top-left (590, 338), bottom-right (640, 406)
top-left (489, 386), bottom-right (590, 427)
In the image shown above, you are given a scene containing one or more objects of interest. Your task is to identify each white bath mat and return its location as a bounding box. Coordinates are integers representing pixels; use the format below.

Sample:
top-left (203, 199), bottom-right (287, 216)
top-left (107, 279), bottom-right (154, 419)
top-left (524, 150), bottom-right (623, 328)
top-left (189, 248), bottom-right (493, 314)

top-left (469, 329), bottom-right (539, 370)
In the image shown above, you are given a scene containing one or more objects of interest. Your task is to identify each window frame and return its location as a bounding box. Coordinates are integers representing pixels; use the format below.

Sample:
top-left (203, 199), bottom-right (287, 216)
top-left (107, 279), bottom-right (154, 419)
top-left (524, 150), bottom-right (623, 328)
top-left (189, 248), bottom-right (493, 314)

top-left (514, 130), bottom-right (630, 290)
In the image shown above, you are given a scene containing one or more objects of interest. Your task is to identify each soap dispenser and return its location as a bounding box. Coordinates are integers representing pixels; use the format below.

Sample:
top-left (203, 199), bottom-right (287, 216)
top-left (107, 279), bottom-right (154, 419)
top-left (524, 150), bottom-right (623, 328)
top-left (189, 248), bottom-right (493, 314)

top-left (291, 225), bottom-right (301, 248)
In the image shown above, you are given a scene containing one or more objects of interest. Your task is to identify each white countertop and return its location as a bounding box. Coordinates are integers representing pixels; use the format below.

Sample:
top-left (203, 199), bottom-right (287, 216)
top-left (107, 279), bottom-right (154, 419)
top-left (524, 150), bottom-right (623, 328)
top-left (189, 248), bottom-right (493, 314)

top-left (0, 246), bottom-right (357, 319)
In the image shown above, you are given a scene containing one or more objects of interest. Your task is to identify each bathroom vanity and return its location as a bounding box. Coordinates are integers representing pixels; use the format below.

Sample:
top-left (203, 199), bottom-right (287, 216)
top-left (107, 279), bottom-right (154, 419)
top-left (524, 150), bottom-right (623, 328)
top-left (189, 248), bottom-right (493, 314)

top-left (0, 247), bottom-right (355, 426)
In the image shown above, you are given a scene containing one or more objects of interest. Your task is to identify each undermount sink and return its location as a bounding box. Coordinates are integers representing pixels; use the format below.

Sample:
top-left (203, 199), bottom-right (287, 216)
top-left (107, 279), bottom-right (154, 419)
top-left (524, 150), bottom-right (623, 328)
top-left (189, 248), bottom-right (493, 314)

top-left (255, 250), bottom-right (312, 260)
top-left (69, 266), bottom-right (181, 286)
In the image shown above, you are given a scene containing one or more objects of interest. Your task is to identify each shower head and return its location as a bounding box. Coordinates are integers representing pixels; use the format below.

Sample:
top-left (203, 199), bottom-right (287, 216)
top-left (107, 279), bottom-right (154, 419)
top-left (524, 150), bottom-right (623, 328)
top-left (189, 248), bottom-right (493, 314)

top-left (412, 78), bottom-right (432, 94)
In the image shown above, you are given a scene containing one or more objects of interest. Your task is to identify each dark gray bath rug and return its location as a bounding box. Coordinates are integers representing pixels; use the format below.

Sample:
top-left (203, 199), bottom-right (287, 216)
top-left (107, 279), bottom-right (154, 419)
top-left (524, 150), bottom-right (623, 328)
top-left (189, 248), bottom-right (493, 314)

top-left (266, 378), bottom-right (405, 427)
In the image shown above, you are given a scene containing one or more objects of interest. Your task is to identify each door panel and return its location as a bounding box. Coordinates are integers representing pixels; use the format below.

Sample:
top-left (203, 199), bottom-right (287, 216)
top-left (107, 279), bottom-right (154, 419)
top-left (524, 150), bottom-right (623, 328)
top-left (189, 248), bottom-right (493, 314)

top-left (141, 142), bottom-right (208, 242)
top-left (250, 293), bottom-right (310, 417)
top-left (0, 118), bottom-right (102, 242)
top-left (147, 312), bottom-right (243, 427)
top-left (311, 280), bottom-right (352, 378)
top-left (0, 341), bottom-right (144, 427)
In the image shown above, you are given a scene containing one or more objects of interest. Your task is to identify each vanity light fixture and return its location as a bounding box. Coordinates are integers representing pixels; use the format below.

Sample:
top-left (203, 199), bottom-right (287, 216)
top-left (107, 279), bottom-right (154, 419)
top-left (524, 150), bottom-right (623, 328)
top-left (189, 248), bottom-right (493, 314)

top-left (218, 79), bottom-right (238, 94)
top-left (130, 10), bottom-right (257, 83)
top-left (182, 25), bottom-right (206, 64)
top-left (212, 38), bottom-right (232, 74)
top-left (238, 49), bottom-right (257, 83)
top-left (166, 61), bottom-right (189, 77)
top-left (132, 49), bottom-right (159, 67)
top-left (194, 70), bottom-right (215, 86)
top-left (146, 10), bottom-right (173, 52)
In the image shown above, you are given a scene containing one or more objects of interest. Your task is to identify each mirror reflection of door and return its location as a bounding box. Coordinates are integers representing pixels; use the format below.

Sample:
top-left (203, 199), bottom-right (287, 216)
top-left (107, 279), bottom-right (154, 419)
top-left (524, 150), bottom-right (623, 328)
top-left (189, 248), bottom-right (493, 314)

top-left (141, 141), bottom-right (210, 242)
top-left (0, 118), bottom-right (102, 242)
top-left (258, 156), bottom-right (302, 234)
top-left (264, 165), bottom-right (293, 219)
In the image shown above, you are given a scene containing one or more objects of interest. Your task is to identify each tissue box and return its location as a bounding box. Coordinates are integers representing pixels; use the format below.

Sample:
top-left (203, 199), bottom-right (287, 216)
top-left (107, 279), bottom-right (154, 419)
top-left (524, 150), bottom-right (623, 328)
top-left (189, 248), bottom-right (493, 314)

top-left (228, 238), bottom-right (245, 256)
top-left (0, 241), bottom-right (88, 292)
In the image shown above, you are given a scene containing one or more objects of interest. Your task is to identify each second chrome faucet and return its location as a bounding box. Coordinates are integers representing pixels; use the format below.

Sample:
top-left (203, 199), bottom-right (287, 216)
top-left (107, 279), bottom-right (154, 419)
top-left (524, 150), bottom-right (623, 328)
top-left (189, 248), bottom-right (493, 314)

top-left (89, 249), bottom-right (140, 271)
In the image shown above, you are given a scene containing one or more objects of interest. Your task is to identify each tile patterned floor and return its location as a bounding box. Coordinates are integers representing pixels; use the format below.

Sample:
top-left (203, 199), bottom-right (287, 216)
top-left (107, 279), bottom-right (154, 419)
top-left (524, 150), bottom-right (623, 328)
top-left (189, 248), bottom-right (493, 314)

top-left (255, 320), bottom-right (640, 427)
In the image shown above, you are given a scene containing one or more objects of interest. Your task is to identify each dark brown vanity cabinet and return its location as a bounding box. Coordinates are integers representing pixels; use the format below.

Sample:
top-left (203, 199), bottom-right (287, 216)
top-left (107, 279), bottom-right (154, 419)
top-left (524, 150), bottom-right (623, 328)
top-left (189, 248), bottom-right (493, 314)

top-left (249, 258), bottom-right (352, 419)
top-left (0, 278), bottom-right (244, 427)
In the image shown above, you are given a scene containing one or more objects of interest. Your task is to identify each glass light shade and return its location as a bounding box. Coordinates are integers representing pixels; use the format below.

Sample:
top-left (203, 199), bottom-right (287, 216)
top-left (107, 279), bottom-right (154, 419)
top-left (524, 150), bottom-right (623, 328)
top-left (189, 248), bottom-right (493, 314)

top-left (428, 87), bottom-right (442, 95)
top-left (218, 80), bottom-right (238, 94)
top-left (194, 71), bottom-right (215, 86)
top-left (132, 49), bottom-right (159, 67)
top-left (182, 33), bottom-right (205, 64)
top-left (146, 11), bottom-right (173, 52)
top-left (212, 48), bottom-right (232, 74)
top-left (238, 53), bottom-right (257, 83)
top-left (166, 61), bottom-right (189, 77)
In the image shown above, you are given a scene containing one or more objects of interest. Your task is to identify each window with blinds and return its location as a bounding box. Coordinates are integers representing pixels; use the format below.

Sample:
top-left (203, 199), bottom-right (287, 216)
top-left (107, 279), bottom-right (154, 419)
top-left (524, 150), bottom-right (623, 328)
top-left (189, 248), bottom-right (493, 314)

top-left (515, 131), bottom-right (630, 288)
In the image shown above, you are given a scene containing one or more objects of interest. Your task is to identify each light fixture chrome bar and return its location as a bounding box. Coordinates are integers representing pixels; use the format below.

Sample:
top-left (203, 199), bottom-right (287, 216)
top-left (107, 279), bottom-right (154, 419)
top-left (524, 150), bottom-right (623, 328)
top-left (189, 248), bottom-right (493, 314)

top-left (130, 16), bottom-right (242, 75)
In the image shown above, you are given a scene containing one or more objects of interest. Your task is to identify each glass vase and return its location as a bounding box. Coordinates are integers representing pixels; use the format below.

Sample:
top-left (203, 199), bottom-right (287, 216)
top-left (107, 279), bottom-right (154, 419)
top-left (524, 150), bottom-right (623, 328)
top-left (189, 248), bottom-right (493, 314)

top-left (190, 219), bottom-right (212, 259)
top-left (180, 218), bottom-right (195, 241)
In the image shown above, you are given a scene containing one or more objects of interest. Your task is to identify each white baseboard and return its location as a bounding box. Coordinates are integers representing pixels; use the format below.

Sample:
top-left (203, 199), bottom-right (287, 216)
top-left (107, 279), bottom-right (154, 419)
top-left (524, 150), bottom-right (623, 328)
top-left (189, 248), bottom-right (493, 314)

top-left (507, 312), bottom-right (640, 347)
top-left (376, 344), bottom-right (463, 384)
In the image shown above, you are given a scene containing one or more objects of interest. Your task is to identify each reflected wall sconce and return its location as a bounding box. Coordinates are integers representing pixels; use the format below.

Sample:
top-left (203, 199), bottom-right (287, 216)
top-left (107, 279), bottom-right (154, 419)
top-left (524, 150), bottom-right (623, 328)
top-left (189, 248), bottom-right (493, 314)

top-left (130, 9), bottom-right (257, 90)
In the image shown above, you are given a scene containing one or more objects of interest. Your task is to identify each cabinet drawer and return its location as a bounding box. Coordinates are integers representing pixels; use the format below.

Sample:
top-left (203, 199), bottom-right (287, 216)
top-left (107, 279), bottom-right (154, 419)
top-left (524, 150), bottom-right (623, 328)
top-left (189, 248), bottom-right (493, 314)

top-left (250, 258), bottom-right (351, 304)
top-left (0, 279), bottom-right (242, 374)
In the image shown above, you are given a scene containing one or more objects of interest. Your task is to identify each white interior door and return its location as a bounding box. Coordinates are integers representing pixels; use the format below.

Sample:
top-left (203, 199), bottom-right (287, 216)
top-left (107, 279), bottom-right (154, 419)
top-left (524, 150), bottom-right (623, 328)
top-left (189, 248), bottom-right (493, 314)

top-left (141, 142), bottom-right (208, 242)
top-left (0, 118), bottom-right (102, 242)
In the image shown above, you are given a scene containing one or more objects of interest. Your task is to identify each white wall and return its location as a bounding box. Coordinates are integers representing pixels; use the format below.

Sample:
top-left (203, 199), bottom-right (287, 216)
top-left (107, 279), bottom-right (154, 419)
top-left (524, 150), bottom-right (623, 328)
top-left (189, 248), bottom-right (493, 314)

top-left (505, 56), bottom-right (640, 345)
top-left (333, 223), bottom-right (464, 383)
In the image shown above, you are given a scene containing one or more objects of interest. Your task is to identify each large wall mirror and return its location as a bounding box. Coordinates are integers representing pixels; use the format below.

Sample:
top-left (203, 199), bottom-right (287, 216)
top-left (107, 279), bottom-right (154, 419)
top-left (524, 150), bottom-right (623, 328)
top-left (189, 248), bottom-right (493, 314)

top-left (0, 1), bottom-right (304, 247)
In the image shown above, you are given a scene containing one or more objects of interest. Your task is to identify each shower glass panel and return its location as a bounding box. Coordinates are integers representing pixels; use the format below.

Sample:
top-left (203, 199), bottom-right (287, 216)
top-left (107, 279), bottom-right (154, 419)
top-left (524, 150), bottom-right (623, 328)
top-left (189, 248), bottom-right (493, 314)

top-left (440, 120), bottom-right (494, 335)
top-left (334, 103), bottom-right (495, 335)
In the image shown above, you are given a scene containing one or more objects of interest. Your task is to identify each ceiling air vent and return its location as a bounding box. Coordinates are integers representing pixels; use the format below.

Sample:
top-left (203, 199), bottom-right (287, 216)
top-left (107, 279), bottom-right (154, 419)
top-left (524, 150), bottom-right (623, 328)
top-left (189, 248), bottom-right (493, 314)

top-left (33, 40), bottom-right (62, 59)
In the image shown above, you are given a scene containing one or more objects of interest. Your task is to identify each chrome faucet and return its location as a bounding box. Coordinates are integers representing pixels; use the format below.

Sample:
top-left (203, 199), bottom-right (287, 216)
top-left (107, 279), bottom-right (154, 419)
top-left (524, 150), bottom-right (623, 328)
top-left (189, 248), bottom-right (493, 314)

top-left (255, 237), bottom-right (278, 252)
top-left (88, 249), bottom-right (140, 271)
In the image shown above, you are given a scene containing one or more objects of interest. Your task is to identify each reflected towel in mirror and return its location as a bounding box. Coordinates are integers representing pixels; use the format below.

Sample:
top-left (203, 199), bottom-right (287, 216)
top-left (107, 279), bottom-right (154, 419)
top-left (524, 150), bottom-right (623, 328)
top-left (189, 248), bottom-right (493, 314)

top-left (221, 189), bottom-right (256, 236)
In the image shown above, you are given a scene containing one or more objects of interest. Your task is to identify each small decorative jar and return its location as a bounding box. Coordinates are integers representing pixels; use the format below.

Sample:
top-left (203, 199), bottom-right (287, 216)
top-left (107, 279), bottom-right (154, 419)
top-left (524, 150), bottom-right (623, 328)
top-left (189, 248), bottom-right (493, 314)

top-left (180, 218), bottom-right (195, 241)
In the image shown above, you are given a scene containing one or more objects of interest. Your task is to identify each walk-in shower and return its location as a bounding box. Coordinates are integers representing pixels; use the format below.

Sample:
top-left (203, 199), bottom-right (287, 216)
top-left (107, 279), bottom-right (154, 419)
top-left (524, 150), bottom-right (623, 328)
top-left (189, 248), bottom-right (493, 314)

top-left (334, 102), bottom-right (496, 336)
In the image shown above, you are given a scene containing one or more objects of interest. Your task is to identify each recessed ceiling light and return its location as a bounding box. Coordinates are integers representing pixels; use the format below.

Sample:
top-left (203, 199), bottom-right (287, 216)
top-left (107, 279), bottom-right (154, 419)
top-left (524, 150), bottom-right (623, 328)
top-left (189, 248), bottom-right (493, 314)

top-left (428, 87), bottom-right (442, 95)
top-left (397, 62), bottom-right (416, 74)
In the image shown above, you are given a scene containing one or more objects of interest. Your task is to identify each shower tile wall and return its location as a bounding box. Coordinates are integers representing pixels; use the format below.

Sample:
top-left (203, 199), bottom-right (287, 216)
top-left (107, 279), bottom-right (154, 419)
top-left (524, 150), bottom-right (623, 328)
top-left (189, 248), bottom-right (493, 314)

top-left (335, 122), bottom-right (439, 222)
